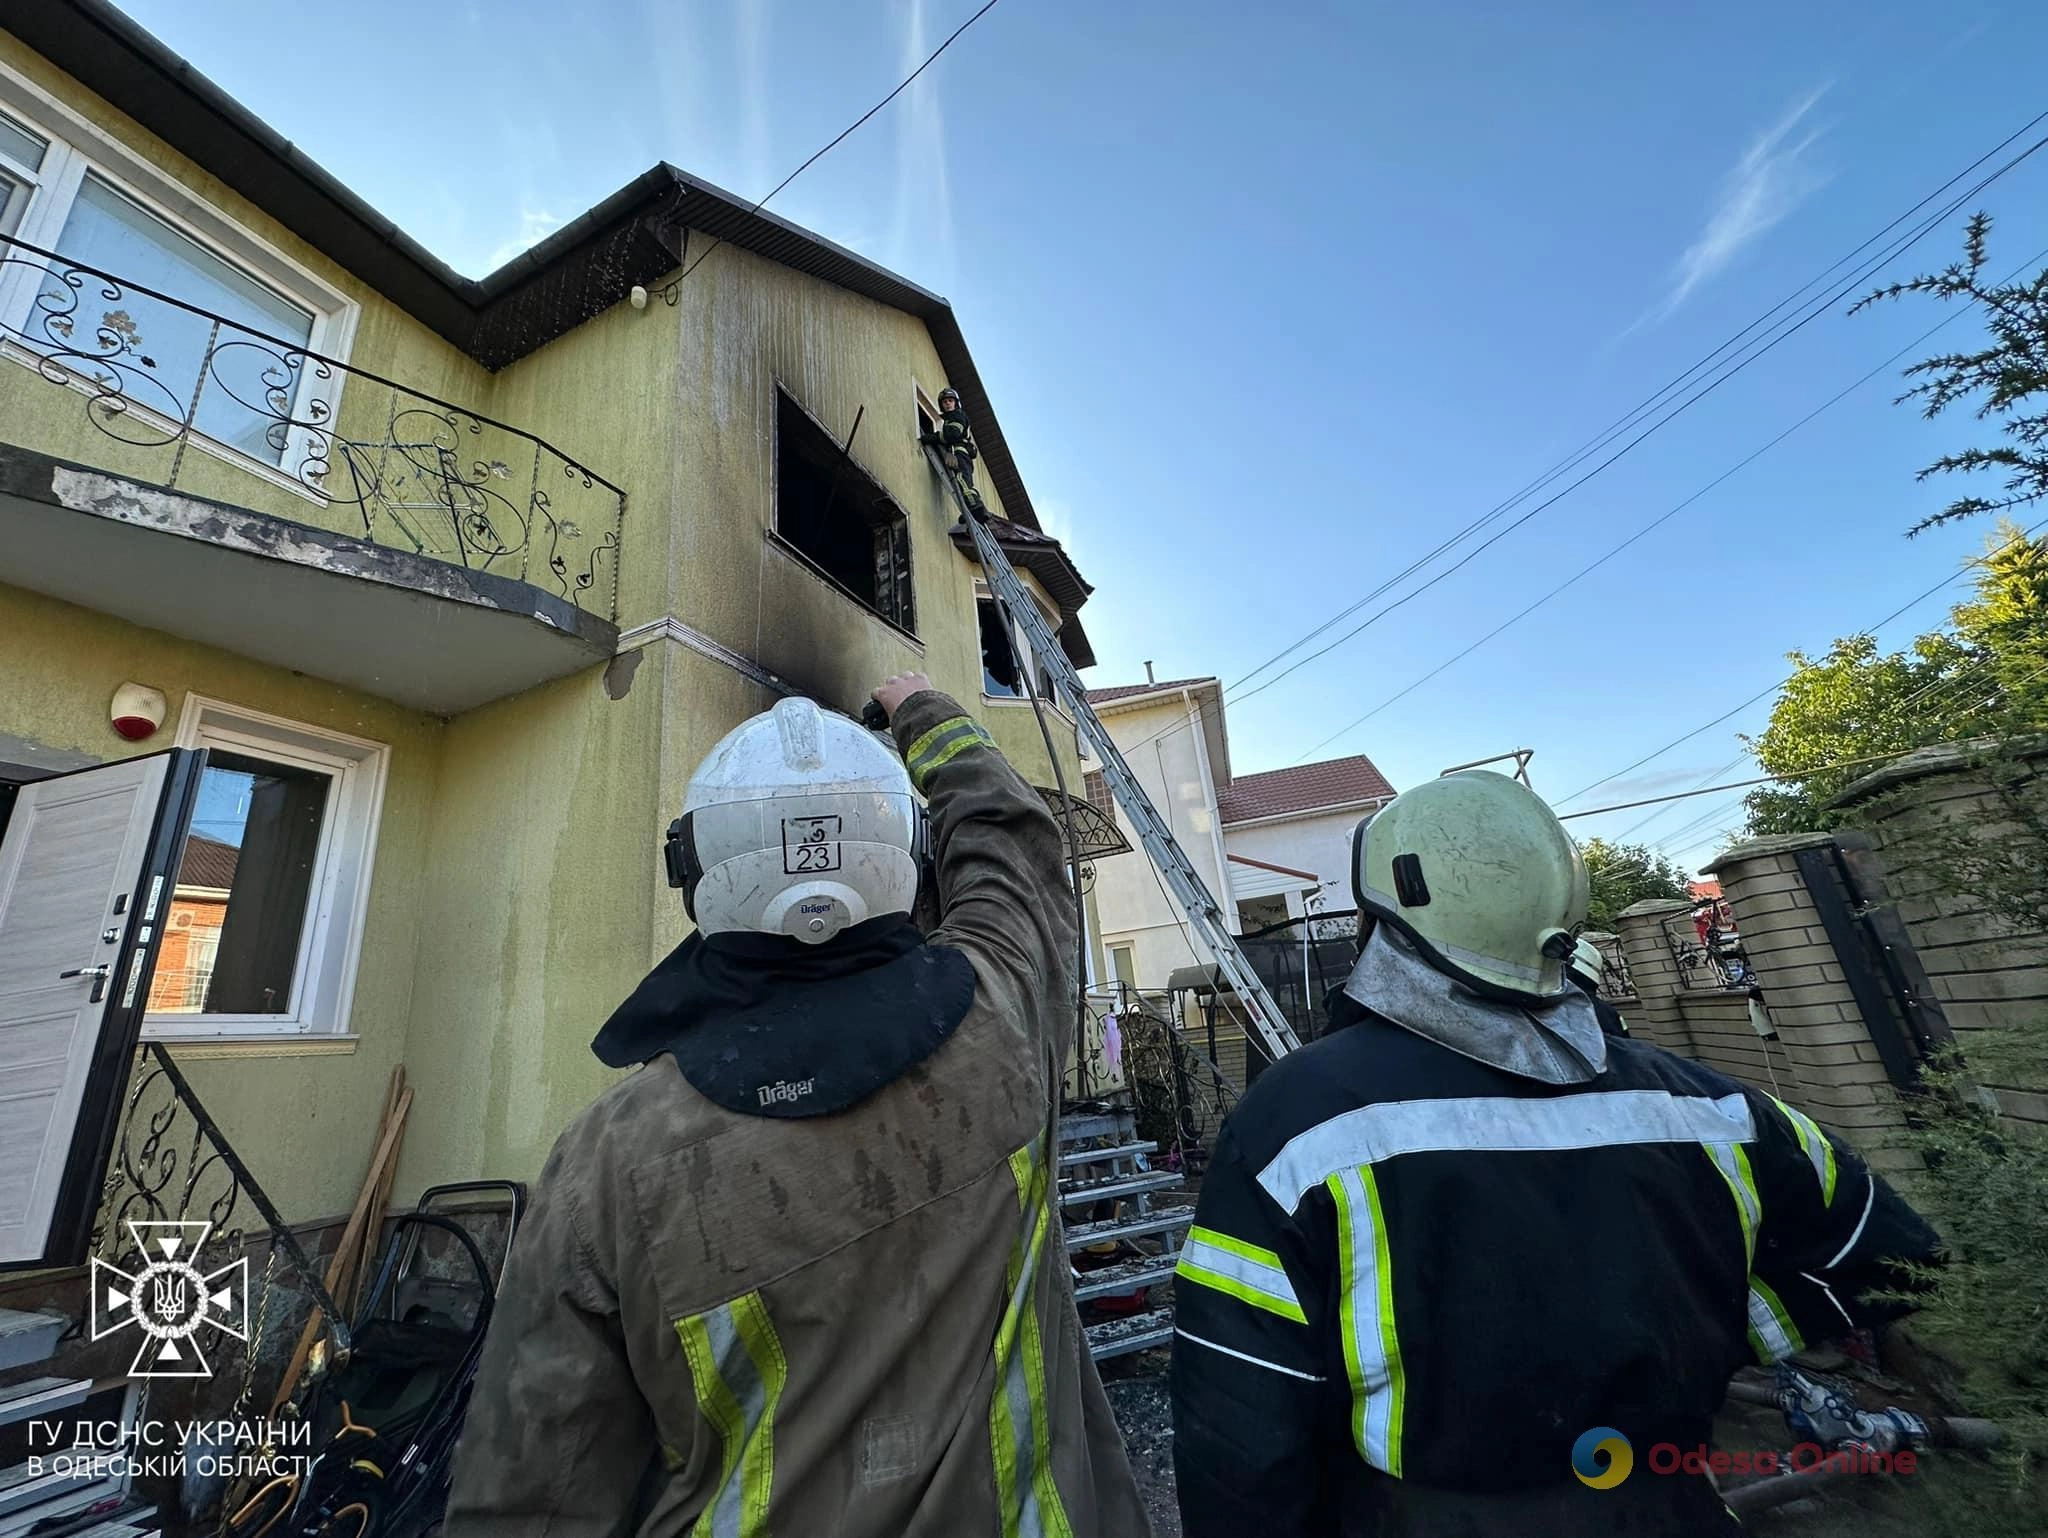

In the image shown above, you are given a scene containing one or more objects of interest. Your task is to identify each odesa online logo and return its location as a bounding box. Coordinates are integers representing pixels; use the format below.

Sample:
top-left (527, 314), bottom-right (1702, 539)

top-left (1571, 1426), bottom-right (1634, 1489)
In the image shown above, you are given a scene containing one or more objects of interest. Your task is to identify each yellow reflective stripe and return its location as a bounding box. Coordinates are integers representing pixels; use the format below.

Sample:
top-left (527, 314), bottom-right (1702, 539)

top-left (905, 716), bottom-right (996, 791)
top-left (1770, 1096), bottom-right (1838, 1206)
top-left (1184, 1225), bottom-right (1286, 1272)
top-left (1176, 1228), bottom-right (1306, 1324)
top-left (1747, 1277), bottom-right (1804, 1364)
top-left (731, 1294), bottom-right (786, 1532)
top-left (1325, 1166), bottom-right (1405, 1477)
top-left (676, 1314), bottom-right (745, 1538)
top-left (675, 1294), bottom-right (784, 1538)
top-left (988, 1141), bottom-right (1071, 1538)
top-left (905, 716), bottom-right (975, 765)
top-left (1703, 1143), bottom-right (1760, 1270)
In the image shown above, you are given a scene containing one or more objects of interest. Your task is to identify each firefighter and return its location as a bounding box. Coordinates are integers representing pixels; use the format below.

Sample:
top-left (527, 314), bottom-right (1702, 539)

top-left (1569, 935), bottom-right (1630, 1038)
top-left (1170, 770), bottom-right (1941, 1537)
top-left (447, 675), bottom-right (1149, 1537)
top-left (921, 385), bottom-right (987, 517)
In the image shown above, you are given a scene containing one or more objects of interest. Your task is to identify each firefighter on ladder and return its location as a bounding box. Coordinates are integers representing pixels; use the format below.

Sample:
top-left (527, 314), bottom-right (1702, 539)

top-left (448, 674), bottom-right (1148, 1537)
top-left (1169, 770), bottom-right (1942, 1537)
top-left (922, 385), bottom-right (988, 518)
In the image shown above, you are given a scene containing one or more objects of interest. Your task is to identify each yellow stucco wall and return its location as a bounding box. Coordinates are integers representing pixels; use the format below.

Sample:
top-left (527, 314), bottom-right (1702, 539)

top-left (0, 580), bottom-right (442, 1220)
top-left (0, 34), bottom-right (1091, 1213)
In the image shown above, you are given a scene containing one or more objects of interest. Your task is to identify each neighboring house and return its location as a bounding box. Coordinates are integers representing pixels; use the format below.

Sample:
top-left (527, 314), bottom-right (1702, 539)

top-left (1084, 677), bottom-right (1394, 991)
top-left (0, 0), bottom-right (1101, 1269)
top-left (1218, 756), bottom-right (1396, 930)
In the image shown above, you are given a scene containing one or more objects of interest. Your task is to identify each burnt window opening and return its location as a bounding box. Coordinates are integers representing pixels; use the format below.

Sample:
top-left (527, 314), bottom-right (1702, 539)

top-left (979, 595), bottom-right (1058, 702)
top-left (775, 388), bottom-right (915, 633)
top-left (916, 393), bottom-right (939, 441)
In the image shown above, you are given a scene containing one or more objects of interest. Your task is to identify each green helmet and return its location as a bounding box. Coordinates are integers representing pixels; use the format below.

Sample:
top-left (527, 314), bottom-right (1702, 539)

top-left (1350, 770), bottom-right (1589, 1005)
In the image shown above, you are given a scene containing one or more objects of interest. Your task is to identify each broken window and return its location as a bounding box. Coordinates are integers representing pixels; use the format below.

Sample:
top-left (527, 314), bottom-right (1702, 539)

top-left (978, 594), bottom-right (1058, 702)
top-left (775, 388), bottom-right (916, 634)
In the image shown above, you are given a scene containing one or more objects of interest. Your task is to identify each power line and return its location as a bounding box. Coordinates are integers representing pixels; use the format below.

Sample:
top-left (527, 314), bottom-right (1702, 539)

top-left (1220, 107), bottom-right (2048, 704)
top-left (1295, 236), bottom-right (2048, 764)
top-left (1560, 655), bottom-right (2048, 827)
top-left (662, 0), bottom-right (1002, 294)
top-left (1555, 513), bottom-right (2048, 808)
top-left (1106, 121), bottom-right (2048, 775)
top-left (1224, 138), bottom-right (2048, 720)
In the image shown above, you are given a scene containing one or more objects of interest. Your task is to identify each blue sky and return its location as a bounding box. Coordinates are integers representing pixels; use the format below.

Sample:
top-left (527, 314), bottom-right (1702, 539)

top-left (115, 0), bottom-right (2046, 869)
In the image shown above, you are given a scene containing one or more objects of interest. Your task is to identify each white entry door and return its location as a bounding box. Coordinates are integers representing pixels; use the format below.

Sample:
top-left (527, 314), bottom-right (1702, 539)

top-left (0, 751), bottom-right (203, 1268)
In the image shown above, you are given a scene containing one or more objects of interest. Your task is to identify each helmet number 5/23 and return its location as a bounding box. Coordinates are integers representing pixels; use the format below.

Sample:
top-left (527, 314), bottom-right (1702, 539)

top-left (783, 816), bottom-right (844, 874)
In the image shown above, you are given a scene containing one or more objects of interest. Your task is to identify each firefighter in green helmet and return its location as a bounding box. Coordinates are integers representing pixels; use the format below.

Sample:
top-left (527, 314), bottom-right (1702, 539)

top-left (1171, 770), bottom-right (1941, 1537)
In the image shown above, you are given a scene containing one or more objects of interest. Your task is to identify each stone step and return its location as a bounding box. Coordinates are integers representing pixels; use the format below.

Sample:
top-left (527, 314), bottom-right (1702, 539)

top-left (1058, 1139), bottom-right (1158, 1171)
top-left (1071, 1256), bottom-right (1179, 1303)
top-left (0, 1311), bottom-right (67, 1373)
top-left (1058, 1111), bottom-right (1134, 1145)
top-left (1085, 1307), bottom-right (1176, 1362)
top-left (0, 1377), bottom-right (91, 1429)
top-left (1064, 1209), bottom-right (1193, 1252)
top-left (1058, 1170), bottom-right (1182, 1208)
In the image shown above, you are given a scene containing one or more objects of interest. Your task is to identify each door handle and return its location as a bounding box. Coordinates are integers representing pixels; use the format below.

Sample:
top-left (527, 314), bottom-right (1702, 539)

top-left (59, 964), bottom-right (112, 1004)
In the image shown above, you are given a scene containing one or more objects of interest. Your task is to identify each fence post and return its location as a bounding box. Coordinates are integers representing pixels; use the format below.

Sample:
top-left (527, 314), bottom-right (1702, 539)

top-left (1616, 899), bottom-right (1694, 1054)
top-left (1705, 833), bottom-right (1923, 1180)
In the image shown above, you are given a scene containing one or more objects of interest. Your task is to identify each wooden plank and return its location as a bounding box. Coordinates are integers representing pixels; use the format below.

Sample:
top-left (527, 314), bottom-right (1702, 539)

top-left (268, 1074), bottom-right (411, 1413)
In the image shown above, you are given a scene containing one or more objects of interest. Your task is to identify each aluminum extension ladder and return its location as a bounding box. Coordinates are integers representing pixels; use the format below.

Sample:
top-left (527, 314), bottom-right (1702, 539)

top-left (929, 447), bottom-right (1302, 1063)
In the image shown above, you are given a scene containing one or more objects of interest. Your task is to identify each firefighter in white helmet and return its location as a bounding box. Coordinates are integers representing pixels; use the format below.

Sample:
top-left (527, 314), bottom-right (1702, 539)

top-left (451, 676), bottom-right (1149, 1538)
top-left (1171, 771), bottom-right (1941, 1538)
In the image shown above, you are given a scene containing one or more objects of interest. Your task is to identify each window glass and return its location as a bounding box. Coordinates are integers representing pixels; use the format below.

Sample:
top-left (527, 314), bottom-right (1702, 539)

top-left (0, 111), bottom-right (46, 174)
top-left (147, 751), bottom-right (331, 1017)
top-left (0, 167), bottom-right (27, 239)
top-left (46, 175), bottom-right (315, 463)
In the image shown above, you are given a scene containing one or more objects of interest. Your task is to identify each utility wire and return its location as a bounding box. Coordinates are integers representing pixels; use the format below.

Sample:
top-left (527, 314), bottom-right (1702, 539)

top-left (1106, 122), bottom-right (2048, 775)
top-left (1291, 237), bottom-right (2048, 764)
top-left (662, 0), bottom-right (1002, 293)
top-left (1223, 139), bottom-right (2048, 719)
top-left (1220, 107), bottom-right (2048, 703)
top-left (1558, 514), bottom-right (2048, 809)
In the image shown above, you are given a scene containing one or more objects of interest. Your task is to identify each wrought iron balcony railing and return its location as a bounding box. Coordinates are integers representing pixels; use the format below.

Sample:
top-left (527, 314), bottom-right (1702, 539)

top-left (0, 238), bottom-right (623, 619)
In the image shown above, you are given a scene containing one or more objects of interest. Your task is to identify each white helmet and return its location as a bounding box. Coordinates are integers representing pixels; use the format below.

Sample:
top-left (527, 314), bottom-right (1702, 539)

top-left (665, 697), bottom-right (925, 944)
top-left (1350, 770), bottom-right (1589, 1005)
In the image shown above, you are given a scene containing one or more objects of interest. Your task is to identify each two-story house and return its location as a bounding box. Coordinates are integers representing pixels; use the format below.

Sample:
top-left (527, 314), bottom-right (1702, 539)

top-left (0, 0), bottom-right (1100, 1276)
top-left (1083, 673), bottom-right (1393, 1047)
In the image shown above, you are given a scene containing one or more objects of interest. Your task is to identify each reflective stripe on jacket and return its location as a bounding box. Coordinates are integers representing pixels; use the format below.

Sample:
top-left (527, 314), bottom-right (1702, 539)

top-left (447, 691), bottom-right (1148, 1538)
top-left (1169, 1010), bottom-right (1940, 1538)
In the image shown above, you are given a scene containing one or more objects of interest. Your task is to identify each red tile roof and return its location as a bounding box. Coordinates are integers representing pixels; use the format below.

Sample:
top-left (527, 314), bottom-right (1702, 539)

top-left (1084, 678), bottom-right (1216, 706)
top-left (1218, 755), bottom-right (1396, 825)
top-left (176, 833), bottom-right (239, 891)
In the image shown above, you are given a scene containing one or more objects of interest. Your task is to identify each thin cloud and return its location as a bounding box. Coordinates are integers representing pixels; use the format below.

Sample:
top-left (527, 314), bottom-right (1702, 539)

top-left (1636, 85), bottom-right (1832, 330)
top-left (738, 0), bottom-right (772, 197)
top-left (485, 207), bottom-right (565, 272)
top-left (888, 0), bottom-right (955, 279)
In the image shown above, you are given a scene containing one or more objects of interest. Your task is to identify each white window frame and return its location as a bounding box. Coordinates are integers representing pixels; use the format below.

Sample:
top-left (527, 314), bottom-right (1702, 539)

top-left (974, 578), bottom-right (1072, 723)
top-left (147, 697), bottom-right (388, 1041)
top-left (0, 60), bottom-right (359, 501)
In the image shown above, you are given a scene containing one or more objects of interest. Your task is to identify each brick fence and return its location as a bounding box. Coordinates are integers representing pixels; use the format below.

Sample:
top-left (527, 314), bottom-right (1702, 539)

top-left (1835, 740), bottom-right (2048, 1126)
top-left (1616, 835), bottom-right (1925, 1182)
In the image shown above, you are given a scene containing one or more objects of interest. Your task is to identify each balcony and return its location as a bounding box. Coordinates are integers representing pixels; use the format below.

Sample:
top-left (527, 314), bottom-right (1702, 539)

top-left (0, 239), bottom-right (622, 714)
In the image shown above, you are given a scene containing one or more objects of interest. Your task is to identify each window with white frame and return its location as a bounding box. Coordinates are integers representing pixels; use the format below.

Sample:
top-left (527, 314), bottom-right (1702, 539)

top-left (146, 699), bottom-right (388, 1040)
top-left (0, 68), bottom-right (357, 481)
top-left (976, 581), bottom-right (1060, 705)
